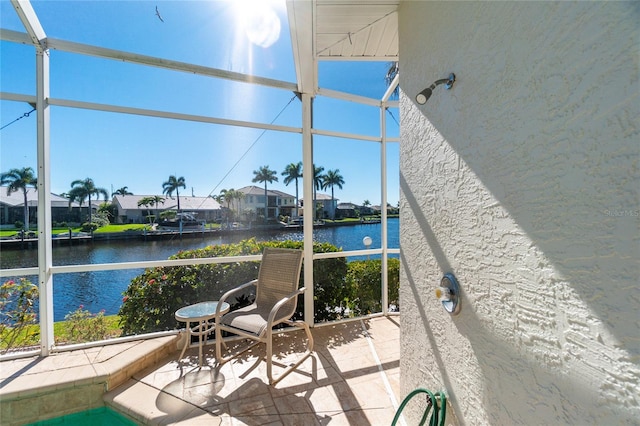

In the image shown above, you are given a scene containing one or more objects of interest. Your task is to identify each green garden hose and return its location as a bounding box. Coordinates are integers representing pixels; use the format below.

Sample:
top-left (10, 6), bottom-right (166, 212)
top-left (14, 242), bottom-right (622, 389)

top-left (391, 388), bottom-right (447, 426)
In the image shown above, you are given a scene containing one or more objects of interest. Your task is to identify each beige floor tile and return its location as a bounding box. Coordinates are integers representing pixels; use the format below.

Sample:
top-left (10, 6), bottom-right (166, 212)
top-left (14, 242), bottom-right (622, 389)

top-left (0, 371), bottom-right (48, 396)
top-left (227, 392), bottom-right (280, 424)
top-left (106, 379), bottom-right (196, 425)
top-left (39, 364), bottom-right (97, 390)
top-left (344, 375), bottom-right (396, 411)
top-left (324, 409), bottom-right (372, 425)
top-left (273, 391), bottom-right (315, 414)
top-left (2, 316), bottom-right (401, 426)
top-left (323, 380), bottom-right (364, 412)
top-left (0, 357), bottom-right (36, 380)
top-left (89, 341), bottom-right (139, 363)
top-left (220, 376), bottom-right (271, 404)
top-left (168, 406), bottom-right (223, 425)
top-left (302, 385), bottom-right (345, 416)
top-left (280, 412), bottom-right (323, 426)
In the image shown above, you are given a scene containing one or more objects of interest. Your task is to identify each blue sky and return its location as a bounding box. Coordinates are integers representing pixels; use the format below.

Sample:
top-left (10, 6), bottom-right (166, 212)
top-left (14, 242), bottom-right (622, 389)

top-left (1, 0), bottom-right (399, 207)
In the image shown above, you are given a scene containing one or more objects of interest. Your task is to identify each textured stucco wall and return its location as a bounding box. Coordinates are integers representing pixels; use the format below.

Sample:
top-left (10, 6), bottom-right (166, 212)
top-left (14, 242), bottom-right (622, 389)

top-left (398, 2), bottom-right (639, 424)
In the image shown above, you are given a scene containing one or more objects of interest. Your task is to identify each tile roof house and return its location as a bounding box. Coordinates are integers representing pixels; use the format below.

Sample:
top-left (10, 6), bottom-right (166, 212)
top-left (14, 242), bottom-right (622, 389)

top-left (237, 186), bottom-right (296, 221)
top-left (300, 193), bottom-right (335, 219)
top-left (112, 194), bottom-right (221, 224)
top-left (1, 186), bottom-right (83, 226)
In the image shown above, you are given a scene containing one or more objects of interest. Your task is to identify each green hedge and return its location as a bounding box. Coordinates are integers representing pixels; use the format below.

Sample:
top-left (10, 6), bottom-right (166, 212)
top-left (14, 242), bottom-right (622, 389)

top-left (118, 238), bottom-right (399, 335)
top-left (345, 258), bottom-right (400, 316)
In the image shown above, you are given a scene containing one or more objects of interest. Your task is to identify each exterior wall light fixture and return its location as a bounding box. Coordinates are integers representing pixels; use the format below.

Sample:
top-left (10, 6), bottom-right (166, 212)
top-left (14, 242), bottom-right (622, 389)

top-left (415, 73), bottom-right (456, 105)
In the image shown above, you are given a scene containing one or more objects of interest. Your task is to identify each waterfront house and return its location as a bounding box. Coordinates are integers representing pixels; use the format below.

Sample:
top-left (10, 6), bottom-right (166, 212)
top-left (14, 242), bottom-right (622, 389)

top-left (300, 193), bottom-right (334, 219)
top-left (112, 194), bottom-right (222, 224)
top-left (1, 186), bottom-right (83, 226)
top-left (236, 185), bottom-right (296, 221)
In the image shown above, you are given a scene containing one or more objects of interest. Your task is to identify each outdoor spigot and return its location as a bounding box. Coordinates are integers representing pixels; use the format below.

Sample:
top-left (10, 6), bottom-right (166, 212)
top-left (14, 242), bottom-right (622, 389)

top-left (436, 273), bottom-right (461, 315)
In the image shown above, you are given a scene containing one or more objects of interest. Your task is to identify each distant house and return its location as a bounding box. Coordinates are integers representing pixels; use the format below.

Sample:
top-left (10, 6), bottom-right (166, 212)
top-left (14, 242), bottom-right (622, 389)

top-left (237, 186), bottom-right (296, 220)
top-left (112, 194), bottom-right (222, 224)
top-left (1, 186), bottom-right (83, 226)
top-left (300, 193), bottom-right (334, 219)
top-left (336, 202), bottom-right (359, 219)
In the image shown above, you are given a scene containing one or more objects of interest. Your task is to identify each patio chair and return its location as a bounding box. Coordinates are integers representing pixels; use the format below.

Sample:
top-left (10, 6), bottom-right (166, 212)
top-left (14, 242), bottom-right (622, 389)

top-left (214, 247), bottom-right (313, 385)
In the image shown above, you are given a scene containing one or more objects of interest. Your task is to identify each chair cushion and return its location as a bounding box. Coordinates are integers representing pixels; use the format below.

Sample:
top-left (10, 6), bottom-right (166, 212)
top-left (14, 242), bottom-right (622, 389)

top-left (221, 303), bottom-right (288, 336)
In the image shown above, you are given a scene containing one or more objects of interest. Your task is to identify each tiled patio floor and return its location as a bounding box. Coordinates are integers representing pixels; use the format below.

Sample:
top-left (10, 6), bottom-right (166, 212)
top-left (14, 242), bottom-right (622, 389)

top-left (1, 316), bottom-right (402, 425)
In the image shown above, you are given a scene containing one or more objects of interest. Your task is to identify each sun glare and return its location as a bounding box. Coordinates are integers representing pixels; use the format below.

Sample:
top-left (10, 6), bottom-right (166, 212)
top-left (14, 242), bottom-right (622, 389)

top-left (233, 0), bottom-right (282, 48)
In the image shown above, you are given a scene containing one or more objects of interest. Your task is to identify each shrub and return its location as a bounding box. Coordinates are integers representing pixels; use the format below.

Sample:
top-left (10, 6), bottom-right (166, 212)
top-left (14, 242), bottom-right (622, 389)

top-left (80, 222), bottom-right (99, 232)
top-left (119, 238), bottom-right (347, 334)
top-left (63, 305), bottom-right (109, 343)
top-left (0, 278), bottom-right (39, 352)
top-left (118, 239), bottom-right (401, 335)
top-left (345, 258), bottom-right (400, 316)
top-left (14, 221), bottom-right (23, 230)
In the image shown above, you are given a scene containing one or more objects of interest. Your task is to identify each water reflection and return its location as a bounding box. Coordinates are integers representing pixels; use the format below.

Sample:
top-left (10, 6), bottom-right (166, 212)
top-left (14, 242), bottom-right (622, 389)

top-left (1, 219), bottom-right (398, 321)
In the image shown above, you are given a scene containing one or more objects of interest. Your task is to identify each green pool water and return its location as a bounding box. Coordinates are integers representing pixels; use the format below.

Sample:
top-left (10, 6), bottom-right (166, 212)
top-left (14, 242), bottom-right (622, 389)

top-left (27, 407), bottom-right (138, 425)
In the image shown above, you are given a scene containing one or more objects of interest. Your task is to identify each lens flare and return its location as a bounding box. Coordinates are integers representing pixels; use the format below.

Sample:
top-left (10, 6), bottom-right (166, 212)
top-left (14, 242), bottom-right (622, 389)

top-left (236, 0), bottom-right (281, 48)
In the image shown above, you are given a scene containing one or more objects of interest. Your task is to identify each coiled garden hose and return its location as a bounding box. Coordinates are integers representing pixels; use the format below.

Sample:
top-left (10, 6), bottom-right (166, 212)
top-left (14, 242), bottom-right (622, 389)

top-left (391, 388), bottom-right (447, 426)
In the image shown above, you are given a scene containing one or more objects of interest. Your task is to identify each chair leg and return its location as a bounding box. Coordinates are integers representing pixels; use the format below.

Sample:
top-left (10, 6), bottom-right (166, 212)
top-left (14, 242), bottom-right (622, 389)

top-left (215, 322), bottom-right (222, 364)
top-left (216, 330), bottom-right (261, 365)
top-left (268, 320), bottom-right (314, 386)
top-left (266, 328), bottom-right (274, 384)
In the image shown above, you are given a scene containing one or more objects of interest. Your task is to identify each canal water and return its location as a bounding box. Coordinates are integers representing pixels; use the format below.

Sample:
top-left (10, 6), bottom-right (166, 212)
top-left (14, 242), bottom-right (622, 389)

top-left (1, 218), bottom-right (399, 321)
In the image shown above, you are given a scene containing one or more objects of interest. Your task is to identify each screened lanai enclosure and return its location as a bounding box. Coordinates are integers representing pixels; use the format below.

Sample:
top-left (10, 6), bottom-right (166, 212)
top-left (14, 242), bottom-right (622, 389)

top-left (0, 0), bottom-right (400, 357)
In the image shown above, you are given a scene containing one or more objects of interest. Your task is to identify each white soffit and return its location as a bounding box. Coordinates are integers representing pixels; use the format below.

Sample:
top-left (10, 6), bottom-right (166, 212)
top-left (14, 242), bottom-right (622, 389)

top-left (287, 0), bottom-right (399, 95)
top-left (315, 0), bottom-right (399, 61)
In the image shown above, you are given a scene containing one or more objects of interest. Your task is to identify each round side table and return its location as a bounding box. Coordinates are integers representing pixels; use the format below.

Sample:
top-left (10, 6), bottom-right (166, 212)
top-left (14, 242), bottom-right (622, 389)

top-left (175, 301), bottom-right (230, 366)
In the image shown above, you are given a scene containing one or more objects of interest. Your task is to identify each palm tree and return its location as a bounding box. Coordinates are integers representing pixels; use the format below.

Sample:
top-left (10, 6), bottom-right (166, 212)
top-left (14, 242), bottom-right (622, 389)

top-left (231, 189), bottom-right (245, 217)
top-left (313, 165), bottom-right (325, 220)
top-left (137, 195), bottom-right (165, 224)
top-left (282, 162), bottom-right (303, 218)
top-left (162, 175), bottom-right (186, 212)
top-left (219, 188), bottom-right (233, 222)
top-left (362, 199), bottom-right (371, 216)
top-left (68, 178), bottom-right (109, 225)
top-left (252, 165), bottom-right (278, 223)
top-left (113, 186), bottom-right (133, 196)
top-left (219, 189), bottom-right (233, 210)
top-left (322, 169), bottom-right (345, 219)
top-left (0, 167), bottom-right (37, 231)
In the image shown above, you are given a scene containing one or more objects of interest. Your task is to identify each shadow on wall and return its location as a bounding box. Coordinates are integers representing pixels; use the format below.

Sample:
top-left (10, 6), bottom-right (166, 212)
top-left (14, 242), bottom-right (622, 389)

top-left (401, 0), bottom-right (638, 357)
top-left (400, 248), bottom-right (463, 424)
top-left (454, 306), bottom-right (637, 424)
top-left (400, 174), bottom-right (637, 424)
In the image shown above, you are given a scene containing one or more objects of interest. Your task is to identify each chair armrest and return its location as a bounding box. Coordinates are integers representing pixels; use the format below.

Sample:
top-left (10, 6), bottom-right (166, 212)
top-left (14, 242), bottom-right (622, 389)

top-left (217, 279), bottom-right (258, 315)
top-left (267, 287), bottom-right (305, 325)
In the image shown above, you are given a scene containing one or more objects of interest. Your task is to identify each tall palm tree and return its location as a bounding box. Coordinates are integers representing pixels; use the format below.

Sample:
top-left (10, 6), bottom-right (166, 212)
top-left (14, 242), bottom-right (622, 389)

top-left (162, 175), bottom-right (186, 212)
top-left (137, 196), bottom-right (165, 224)
top-left (220, 189), bottom-right (245, 221)
top-left (219, 189), bottom-right (233, 210)
top-left (313, 165), bottom-right (325, 220)
top-left (113, 186), bottom-right (133, 196)
top-left (0, 167), bottom-right (37, 231)
top-left (68, 178), bottom-right (109, 225)
top-left (362, 199), bottom-right (371, 215)
top-left (231, 189), bottom-right (245, 216)
top-left (282, 161), bottom-right (303, 218)
top-left (252, 165), bottom-right (278, 223)
top-left (322, 169), bottom-right (345, 219)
